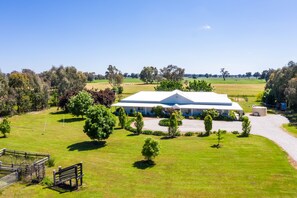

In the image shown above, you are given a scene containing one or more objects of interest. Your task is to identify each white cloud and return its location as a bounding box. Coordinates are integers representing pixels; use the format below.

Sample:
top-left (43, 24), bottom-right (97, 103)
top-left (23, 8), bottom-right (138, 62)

top-left (201, 25), bottom-right (211, 30)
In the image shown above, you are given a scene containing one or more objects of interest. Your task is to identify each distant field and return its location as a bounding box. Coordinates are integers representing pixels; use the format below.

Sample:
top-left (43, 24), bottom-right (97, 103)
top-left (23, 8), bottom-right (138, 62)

top-left (283, 124), bottom-right (297, 137)
top-left (86, 78), bottom-right (265, 112)
top-left (1, 108), bottom-right (297, 197)
top-left (90, 77), bottom-right (266, 85)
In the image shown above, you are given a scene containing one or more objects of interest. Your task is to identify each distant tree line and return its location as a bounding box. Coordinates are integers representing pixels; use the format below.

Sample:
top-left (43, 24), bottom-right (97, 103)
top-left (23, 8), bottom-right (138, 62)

top-left (0, 65), bottom-right (117, 117)
top-left (263, 61), bottom-right (297, 110)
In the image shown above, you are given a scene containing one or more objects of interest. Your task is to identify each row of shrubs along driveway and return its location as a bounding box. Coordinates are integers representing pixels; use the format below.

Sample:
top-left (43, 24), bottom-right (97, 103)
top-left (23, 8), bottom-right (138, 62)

top-left (143, 118), bottom-right (242, 133)
top-left (143, 115), bottom-right (297, 162)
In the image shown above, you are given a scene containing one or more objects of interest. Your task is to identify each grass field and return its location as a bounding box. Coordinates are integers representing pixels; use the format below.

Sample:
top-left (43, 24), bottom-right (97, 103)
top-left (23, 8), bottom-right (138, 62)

top-left (1, 108), bottom-right (297, 197)
top-left (90, 77), bottom-right (265, 85)
top-left (86, 78), bottom-right (265, 113)
top-left (283, 124), bottom-right (297, 137)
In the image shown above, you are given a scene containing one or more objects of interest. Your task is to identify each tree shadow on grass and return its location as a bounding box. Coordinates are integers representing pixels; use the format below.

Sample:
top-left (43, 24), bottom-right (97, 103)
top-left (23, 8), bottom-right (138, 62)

top-left (211, 144), bottom-right (222, 149)
top-left (67, 141), bottom-right (106, 151)
top-left (133, 160), bottom-right (155, 169)
top-left (160, 136), bottom-right (176, 140)
top-left (45, 185), bottom-right (77, 194)
top-left (127, 133), bottom-right (140, 137)
top-left (50, 111), bottom-right (67, 115)
top-left (58, 117), bottom-right (85, 123)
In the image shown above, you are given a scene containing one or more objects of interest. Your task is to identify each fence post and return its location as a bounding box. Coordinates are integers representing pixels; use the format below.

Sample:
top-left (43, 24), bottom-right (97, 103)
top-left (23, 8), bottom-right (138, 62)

top-left (53, 170), bottom-right (56, 185)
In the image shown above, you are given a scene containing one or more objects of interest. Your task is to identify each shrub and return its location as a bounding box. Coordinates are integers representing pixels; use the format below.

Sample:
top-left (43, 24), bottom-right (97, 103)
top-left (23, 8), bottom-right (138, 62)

top-left (168, 112), bottom-right (179, 137)
top-left (152, 131), bottom-right (167, 136)
top-left (202, 109), bottom-right (219, 119)
top-left (151, 106), bottom-right (165, 117)
top-left (41, 177), bottom-right (53, 187)
top-left (134, 112), bottom-right (144, 134)
top-left (117, 86), bottom-right (124, 94)
top-left (228, 111), bottom-right (237, 121)
top-left (0, 118), bottom-right (11, 137)
top-left (46, 158), bottom-right (55, 167)
top-left (184, 132), bottom-right (195, 136)
top-left (232, 131), bottom-right (239, 134)
top-left (118, 107), bottom-right (127, 129)
top-left (159, 119), bottom-right (182, 126)
top-left (188, 116), bottom-right (194, 120)
top-left (83, 105), bottom-right (116, 141)
top-left (240, 116), bottom-right (251, 137)
top-left (216, 129), bottom-right (224, 148)
top-left (142, 137), bottom-right (160, 161)
top-left (124, 118), bottom-right (137, 133)
top-left (142, 130), bottom-right (153, 135)
top-left (204, 115), bottom-right (212, 136)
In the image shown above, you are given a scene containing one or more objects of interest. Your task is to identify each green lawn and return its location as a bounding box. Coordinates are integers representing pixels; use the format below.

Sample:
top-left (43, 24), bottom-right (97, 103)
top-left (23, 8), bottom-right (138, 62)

top-left (283, 124), bottom-right (297, 137)
top-left (1, 108), bottom-right (297, 197)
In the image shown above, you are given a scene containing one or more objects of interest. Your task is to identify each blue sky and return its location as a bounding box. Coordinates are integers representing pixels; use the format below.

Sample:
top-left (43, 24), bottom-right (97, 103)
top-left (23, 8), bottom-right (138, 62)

top-left (0, 0), bottom-right (296, 75)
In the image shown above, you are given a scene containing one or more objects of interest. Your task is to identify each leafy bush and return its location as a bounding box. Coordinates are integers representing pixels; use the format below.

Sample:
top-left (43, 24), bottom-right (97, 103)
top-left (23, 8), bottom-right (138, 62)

top-left (204, 115), bottom-right (212, 136)
top-left (184, 132), bottom-right (195, 136)
top-left (129, 109), bottom-right (137, 117)
top-left (134, 112), bottom-right (144, 134)
top-left (152, 131), bottom-right (167, 136)
top-left (159, 119), bottom-right (182, 126)
top-left (41, 177), bottom-right (53, 187)
top-left (232, 131), bottom-right (239, 134)
top-left (188, 116), bottom-right (194, 120)
top-left (0, 118), bottom-right (11, 137)
top-left (142, 130), bottom-right (153, 135)
top-left (228, 111), bottom-right (237, 121)
top-left (83, 105), bottom-right (116, 141)
top-left (151, 106), bottom-right (165, 117)
top-left (125, 118), bottom-right (137, 133)
top-left (202, 109), bottom-right (219, 119)
top-left (142, 137), bottom-right (160, 161)
top-left (118, 107), bottom-right (127, 129)
top-left (117, 86), bottom-right (124, 94)
top-left (46, 158), bottom-right (55, 167)
top-left (240, 116), bottom-right (251, 137)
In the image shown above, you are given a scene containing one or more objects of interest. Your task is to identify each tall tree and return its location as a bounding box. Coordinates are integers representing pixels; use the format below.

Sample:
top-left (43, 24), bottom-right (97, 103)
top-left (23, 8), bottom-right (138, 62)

top-left (220, 68), bottom-right (229, 81)
top-left (204, 115), bottom-right (212, 136)
top-left (154, 80), bottom-right (184, 91)
top-left (168, 112), bottom-right (179, 137)
top-left (285, 78), bottom-right (297, 109)
top-left (87, 88), bottom-right (116, 107)
top-left (83, 105), bottom-right (116, 141)
top-left (134, 112), bottom-right (144, 134)
top-left (186, 80), bottom-right (214, 92)
top-left (241, 116), bottom-right (251, 137)
top-left (142, 138), bottom-right (160, 162)
top-left (118, 107), bottom-right (127, 129)
top-left (246, 72), bottom-right (252, 78)
top-left (160, 65), bottom-right (185, 81)
top-left (105, 65), bottom-right (123, 88)
top-left (0, 118), bottom-right (11, 137)
top-left (139, 66), bottom-right (158, 84)
top-left (40, 65), bottom-right (87, 97)
top-left (68, 91), bottom-right (94, 118)
top-left (0, 71), bottom-right (13, 116)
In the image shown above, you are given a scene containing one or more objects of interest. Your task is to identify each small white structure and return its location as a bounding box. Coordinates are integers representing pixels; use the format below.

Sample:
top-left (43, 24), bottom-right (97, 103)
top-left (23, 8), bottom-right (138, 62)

top-left (252, 106), bottom-right (267, 116)
top-left (112, 90), bottom-right (243, 116)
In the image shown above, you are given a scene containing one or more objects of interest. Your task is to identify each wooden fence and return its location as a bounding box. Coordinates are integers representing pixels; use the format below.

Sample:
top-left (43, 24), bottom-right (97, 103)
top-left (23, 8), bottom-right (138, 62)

top-left (0, 148), bottom-right (50, 184)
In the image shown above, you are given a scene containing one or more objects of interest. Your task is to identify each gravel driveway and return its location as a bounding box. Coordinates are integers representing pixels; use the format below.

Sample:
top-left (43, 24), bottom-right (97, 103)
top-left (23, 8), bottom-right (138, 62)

top-left (143, 115), bottom-right (297, 162)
